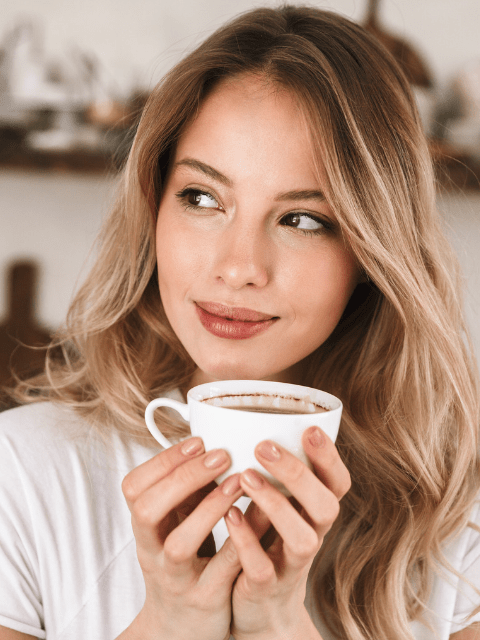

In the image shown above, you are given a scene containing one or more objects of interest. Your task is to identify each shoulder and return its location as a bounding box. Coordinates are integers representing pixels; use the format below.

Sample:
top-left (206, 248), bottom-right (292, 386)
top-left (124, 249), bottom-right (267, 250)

top-left (0, 400), bottom-right (158, 464)
top-left (447, 494), bottom-right (480, 635)
top-left (0, 401), bottom-right (159, 506)
top-left (460, 493), bottom-right (480, 567)
top-left (438, 492), bottom-right (480, 574)
top-left (0, 400), bottom-right (158, 570)
top-left (0, 400), bottom-right (65, 427)
top-left (0, 402), bottom-right (156, 638)
top-left (0, 402), bottom-right (94, 502)
top-left (0, 402), bottom-right (102, 483)
top-left (0, 400), bottom-right (85, 444)
top-left (408, 493), bottom-right (480, 638)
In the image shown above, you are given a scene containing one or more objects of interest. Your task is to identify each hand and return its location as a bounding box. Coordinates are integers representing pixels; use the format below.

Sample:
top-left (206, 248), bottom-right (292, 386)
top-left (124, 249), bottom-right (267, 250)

top-left (225, 426), bottom-right (351, 640)
top-left (121, 438), bottom-right (244, 640)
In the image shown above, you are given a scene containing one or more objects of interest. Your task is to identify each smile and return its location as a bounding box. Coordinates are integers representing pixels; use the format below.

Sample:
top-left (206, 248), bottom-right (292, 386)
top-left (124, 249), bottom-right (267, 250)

top-left (194, 302), bottom-right (278, 340)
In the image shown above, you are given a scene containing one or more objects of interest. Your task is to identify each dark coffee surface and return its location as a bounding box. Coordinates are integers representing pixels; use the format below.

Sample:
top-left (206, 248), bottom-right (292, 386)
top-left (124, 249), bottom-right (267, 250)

top-left (201, 393), bottom-right (328, 414)
top-left (222, 405), bottom-right (314, 414)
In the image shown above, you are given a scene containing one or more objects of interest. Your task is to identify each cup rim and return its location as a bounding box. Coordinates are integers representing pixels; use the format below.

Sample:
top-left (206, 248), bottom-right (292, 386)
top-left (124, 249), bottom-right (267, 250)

top-left (187, 380), bottom-right (342, 412)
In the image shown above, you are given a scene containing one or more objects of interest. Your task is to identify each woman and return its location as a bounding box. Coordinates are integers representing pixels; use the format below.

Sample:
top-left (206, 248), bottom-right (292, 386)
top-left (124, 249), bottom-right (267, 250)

top-left (1, 5), bottom-right (479, 640)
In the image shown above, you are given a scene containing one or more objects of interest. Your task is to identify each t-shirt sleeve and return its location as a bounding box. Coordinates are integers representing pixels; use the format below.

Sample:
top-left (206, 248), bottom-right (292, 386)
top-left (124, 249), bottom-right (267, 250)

top-left (0, 426), bottom-right (46, 639)
top-left (450, 500), bottom-right (480, 635)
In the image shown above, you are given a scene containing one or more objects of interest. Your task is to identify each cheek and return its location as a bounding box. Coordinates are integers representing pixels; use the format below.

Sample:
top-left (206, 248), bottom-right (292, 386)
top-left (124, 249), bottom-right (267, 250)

top-left (156, 216), bottom-right (207, 297)
top-left (156, 217), bottom-right (182, 298)
top-left (293, 250), bottom-right (359, 322)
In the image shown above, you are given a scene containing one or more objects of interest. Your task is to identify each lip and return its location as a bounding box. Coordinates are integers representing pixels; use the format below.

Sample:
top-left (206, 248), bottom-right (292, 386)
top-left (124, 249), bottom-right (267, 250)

top-left (194, 301), bottom-right (278, 340)
top-left (196, 301), bottom-right (275, 322)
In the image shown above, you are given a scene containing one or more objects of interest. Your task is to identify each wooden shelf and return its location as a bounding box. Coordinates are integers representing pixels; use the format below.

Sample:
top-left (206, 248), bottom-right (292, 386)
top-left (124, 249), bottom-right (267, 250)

top-left (1, 138), bottom-right (479, 190)
top-left (0, 146), bottom-right (118, 174)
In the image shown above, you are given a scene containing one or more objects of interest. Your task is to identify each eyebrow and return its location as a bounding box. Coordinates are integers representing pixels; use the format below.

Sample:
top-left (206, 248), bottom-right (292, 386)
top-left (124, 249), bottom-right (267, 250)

top-left (175, 158), bottom-right (233, 187)
top-left (174, 158), bottom-right (326, 202)
top-left (275, 189), bottom-right (326, 202)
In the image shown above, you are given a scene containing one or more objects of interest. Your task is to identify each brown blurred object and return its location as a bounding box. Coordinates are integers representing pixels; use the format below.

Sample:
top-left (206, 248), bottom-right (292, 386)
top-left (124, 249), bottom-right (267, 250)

top-left (0, 261), bottom-right (52, 409)
top-left (430, 139), bottom-right (480, 191)
top-left (85, 90), bottom-right (149, 130)
top-left (85, 98), bottom-right (131, 129)
top-left (364, 0), bottom-right (433, 89)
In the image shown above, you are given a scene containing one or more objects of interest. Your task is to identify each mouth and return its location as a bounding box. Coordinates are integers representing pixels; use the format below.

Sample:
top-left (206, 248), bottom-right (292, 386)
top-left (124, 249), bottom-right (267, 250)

top-left (194, 301), bottom-right (279, 339)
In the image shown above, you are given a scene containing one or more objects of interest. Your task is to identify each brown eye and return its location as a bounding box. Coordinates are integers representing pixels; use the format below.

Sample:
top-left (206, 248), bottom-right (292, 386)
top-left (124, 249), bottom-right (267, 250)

top-left (281, 212), bottom-right (325, 231)
top-left (186, 190), bottom-right (219, 208)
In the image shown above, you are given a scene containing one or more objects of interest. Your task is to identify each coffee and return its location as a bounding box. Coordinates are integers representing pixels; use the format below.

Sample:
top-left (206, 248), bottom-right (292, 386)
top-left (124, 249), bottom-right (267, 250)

top-left (216, 406), bottom-right (316, 414)
top-left (201, 393), bottom-right (328, 414)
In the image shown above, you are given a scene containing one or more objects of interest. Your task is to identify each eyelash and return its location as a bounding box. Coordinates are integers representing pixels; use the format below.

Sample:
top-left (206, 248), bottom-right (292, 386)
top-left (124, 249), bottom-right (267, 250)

top-left (174, 187), bottom-right (334, 236)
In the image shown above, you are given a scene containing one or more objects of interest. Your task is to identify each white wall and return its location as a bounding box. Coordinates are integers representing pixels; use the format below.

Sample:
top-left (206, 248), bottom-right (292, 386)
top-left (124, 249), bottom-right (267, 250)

top-left (438, 192), bottom-right (480, 362)
top-left (1, 0), bottom-right (479, 97)
top-left (0, 171), bottom-right (117, 330)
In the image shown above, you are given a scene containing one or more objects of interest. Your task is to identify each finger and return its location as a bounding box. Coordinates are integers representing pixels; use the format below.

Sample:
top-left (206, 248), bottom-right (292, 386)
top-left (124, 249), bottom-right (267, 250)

top-left (203, 499), bottom-right (273, 586)
top-left (302, 427), bottom-right (351, 500)
top-left (176, 480), bottom-right (218, 519)
top-left (243, 501), bottom-right (272, 542)
top-left (122, 437), bottom-right (205, 507)
top-left (239, 468), bottom-right (324, 569)
top-left (131, 449), bottom-right (231, 554)
top-left (255, 440), bottom-right (341, 534)
top-left (163, 474), bottom-right (243, 568)
top-left (174, 510), bottom-right (217, 558)
top-left (224, 506), bottom-right (276, 586)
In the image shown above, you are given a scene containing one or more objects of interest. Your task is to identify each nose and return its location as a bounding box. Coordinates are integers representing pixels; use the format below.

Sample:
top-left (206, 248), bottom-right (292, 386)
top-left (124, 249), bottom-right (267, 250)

top-left (212, 222), bottom-right (270, 290)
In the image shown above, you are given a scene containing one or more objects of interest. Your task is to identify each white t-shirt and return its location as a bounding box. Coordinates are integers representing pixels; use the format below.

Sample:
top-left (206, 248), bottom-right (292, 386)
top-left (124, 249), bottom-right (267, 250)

top-left (0, 400), bottom-right (479, 640)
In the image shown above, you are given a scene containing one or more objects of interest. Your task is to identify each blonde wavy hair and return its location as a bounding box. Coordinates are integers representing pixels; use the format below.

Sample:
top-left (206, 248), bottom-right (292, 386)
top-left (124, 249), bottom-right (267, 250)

top-left (14, 5), bottom-right (480, 639)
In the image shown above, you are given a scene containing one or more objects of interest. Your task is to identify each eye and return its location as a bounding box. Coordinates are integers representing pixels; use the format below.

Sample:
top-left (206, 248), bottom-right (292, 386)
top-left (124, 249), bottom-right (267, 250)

top-left (177, 188), bottom-right (221, 210)
top-left (280, 212), bottom-right (329, 234)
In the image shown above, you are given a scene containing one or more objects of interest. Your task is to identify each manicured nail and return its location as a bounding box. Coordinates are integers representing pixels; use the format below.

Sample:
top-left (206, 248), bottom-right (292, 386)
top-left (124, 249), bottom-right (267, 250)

top-left (256, 440), bottom-right (281, 462)
top-left (241, 469), bottom-right (264, 490)
top-left (307, 427), bottom-right (325, 448)
top-left (221, 474), bottom-right (241, 496)
top-left (181, 437), bottom-right (204, 456)
top-left (227, 506), bottom-right (243, 526)
top-left (204, 449), bottom-right (229, 469)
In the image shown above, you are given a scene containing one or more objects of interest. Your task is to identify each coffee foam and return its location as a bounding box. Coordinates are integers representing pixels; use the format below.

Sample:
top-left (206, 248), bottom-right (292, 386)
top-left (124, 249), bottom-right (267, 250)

top-left (201, 393), bottom-right (327, 414)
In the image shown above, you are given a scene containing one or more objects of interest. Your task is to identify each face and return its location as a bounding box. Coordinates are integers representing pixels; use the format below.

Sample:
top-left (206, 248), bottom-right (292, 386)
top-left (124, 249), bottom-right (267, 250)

top-left (156, 75), bottom-right (360, 387)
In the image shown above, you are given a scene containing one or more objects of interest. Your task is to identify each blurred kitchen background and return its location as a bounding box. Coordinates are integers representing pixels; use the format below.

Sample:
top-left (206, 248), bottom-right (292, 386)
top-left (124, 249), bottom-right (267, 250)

top-left (1, 0), bottom-right (480, 404)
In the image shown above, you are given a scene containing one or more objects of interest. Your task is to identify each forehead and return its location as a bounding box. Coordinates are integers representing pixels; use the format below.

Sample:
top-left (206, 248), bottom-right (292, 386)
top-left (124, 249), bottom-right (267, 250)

top-left (180, 74), bottom-right (306, 139)
top-left (172, 74), bottom-right (324, 189)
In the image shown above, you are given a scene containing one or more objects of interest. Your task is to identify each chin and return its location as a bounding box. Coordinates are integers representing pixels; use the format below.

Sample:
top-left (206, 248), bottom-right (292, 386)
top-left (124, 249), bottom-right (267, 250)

top-left (204, 366), bottom-right (266, 382)
top-left (198, 354), bottom-right (280, 382)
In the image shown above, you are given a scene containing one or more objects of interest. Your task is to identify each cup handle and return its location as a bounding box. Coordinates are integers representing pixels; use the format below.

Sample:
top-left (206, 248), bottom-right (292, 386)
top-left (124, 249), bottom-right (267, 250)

top-left (145, 398), bottom-right (190, 449)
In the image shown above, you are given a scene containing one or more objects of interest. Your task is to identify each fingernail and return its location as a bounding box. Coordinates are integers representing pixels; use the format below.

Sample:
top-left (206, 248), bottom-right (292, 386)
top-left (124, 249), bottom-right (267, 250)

top-left (181, 437), bottom-right (204, 456)
top-left (256, 440), bottom-right (281, 462)
top-left (204, 449), bottom-right (229, 469)
top-left (227, 506), bottom-right (242, 526)
top-left (241, 469), bottom-right (264, 490)
top-left (307, 427), bottom-right (325, 448)
top-left (221, 474), bottom-right (241, 496)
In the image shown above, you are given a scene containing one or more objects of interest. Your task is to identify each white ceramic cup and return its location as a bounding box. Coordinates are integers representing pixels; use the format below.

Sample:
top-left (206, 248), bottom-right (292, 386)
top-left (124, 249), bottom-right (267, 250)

top-left (145, 379), bottom-right (342, 492)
